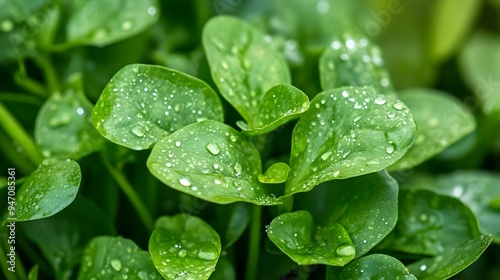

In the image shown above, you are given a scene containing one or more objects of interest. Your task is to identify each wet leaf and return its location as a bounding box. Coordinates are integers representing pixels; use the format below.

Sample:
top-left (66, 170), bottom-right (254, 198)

top-left (407, 235), bottom-right (492, 280)
top-left (77, 236), bottom-right (161, 279)
top-left (147, 120), bottom-right (280, 205)
top-left (203, 16), bottom-right (290, 127)
top-left (35, 75), bottom-right (103, 160)
top-left (339, 254), bottom-right (417, 280)
top-left (93, 64), bottom-right (223, 150)
top-left (149, 214), bottom-right (221, 280)
top-left (258, 162), bottom-right (289, 184)
top-left (237, 84), bottom-right (310, 135)
top-left (66, 0), bottom-right (159, 47)
top-left (390, 88), bottom-right (476, 170)
top-left (286, 86), bottom-right (416, 195)
top-left (267, 210), bottom-right (356, 266)
top-left (1, 159), bottom-right (81, 222)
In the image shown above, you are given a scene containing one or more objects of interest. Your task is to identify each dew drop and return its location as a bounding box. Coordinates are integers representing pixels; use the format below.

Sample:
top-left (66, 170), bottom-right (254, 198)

top-left (207, 143), bottom-right (220, 155)
top-left (229, 135), bottom-right (237, 142)
top-left (331, 40), bottom-right (341, 49)
top-left (197, 249), bottom-right (218, 261)
top-left (336, 245), bottom-right (355, 257)
top-left (175, 141), bottom-right (182, 147)
top-left (392, 100), bottom-right (405, 110)
top-left (374, 97), bottom-right (387, 105)
top-left (213, 163), bottom-right (219, 170)
top-left (321, 151), bottom-right (332, 160)
top-left (342, 90), bottom-right (349, 97)
top-left (385, 145), bottom-right (395, 154)
top-left (148, 6), bottom-right (157, 16)
top-left (333, 170), bottom-right (341, 177)
top-left (214, 179), bottom-right (222, 185)
top-left (419, 264), bottom-right (427, 271)
top-left (131, 126), bottom-right (146, 137)
top-left (179, 177), bottom-right (191, 187)
top-left (234, 163), bottom-right (242, 174)
top-left (111, 259), bottom-right (122, 271)
top-left (76, 107), bottom-right (85, 115)
top-left (386, 112), bottom-right (395, 119)
top-left (178, 249), bottom-right (187, 258)
top-left (221, 61), bottom-right (229, 69)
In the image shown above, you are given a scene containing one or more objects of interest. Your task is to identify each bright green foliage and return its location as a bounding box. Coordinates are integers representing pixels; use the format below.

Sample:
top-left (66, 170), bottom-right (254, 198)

top-left (258, 162), bottom-right (290, 184)
top-left (339, 254), bottom-right (416, 280)
top-left (390, 88), bottom-right (476, 170)
top-left (286, 86), bottom-right (416, 194)
top-left (77, 236), bottom-right (161, 279)
top-left (149, 214), bottom-right (221, 280)
top-left (267, 210), bottom-right (356, 266)
top-left (93, 64), bottom-right (223, 150)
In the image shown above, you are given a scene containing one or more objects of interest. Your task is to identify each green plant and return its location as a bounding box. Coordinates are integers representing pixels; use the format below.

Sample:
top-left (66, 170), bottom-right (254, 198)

top-left (1, 1), bottom-right (500, 279)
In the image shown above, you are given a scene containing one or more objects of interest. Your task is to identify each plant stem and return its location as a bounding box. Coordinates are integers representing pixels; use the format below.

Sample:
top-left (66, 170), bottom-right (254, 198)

top-left (0, 102), bottom-right (43, 166)
top-left (0, 132), bottom-right (34, 175)
top-left (245, 205), bottom-right (262, 280)
top-left (34, 53), bottom-right (59, 95)
top-left (101, 154), bottom-right (154, 232)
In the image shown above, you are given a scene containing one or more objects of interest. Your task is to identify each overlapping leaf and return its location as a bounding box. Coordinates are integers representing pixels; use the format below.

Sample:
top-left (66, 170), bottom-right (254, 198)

top-left (339, 254), bottom-right (416, 280)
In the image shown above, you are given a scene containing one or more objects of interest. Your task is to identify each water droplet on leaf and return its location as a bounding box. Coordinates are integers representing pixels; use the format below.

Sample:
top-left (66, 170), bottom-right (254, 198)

top-left (207, 143), bottom-right (220, 155)
top-left (179, 177), bottom-right (191, 187)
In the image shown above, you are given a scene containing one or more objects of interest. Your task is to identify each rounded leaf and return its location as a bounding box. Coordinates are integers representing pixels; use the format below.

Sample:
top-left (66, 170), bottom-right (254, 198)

top-left (339, 254), bottom-right (416, 280)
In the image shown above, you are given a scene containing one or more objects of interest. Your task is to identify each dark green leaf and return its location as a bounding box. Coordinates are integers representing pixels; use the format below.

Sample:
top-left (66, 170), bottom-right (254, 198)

top-left (149, 214), bottom-right (221, 280)
top-left (27, 265), bottom-right (39, 280)
top-left (339, 254), bottom-right (417, 280)
top-left (258, 162), bottom-right (289, 184)
top-left (147, 120), bottom-right (280, 205)
top-left (209, 255), bottom-right (235, 280)
top-left (77, 236), bottom-right (161, 279)
top-left (203, 16), bottom-right (290, 127)
top-left (93, 64), bottom-right (223, 150)
top-left (267, 210), bottom-right (356, 266)
top-left (407, 235), bottom-right (492, 280)
top-left (224, 203), bottom-right (251, 248)
top-left (286, 86), bottom-right (416, 194)
top-left (35, 75), bottom-right (103, 160)
top-left (66, 0), bottom-right (159, 47)
top-left (237, 84), bottom-right (309, 135)
top-left (390, 88), bottom-right (476, 170)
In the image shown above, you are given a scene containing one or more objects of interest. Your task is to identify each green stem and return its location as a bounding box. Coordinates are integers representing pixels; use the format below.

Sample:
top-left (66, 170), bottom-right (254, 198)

top-left (13, 71), bottom-right (47, 98)
top-left (34, 53), bottom-right (59, 95)
top-left (0, 239), bottom-right (26, 280)
top-left (245, 205), bottom-right (262, 280)
top-left (0, 102), bottom-right (43, 166)
top-left (0, 132), bottom-right (34, 175)
top-left (101, 154), bottom-right (154, 232)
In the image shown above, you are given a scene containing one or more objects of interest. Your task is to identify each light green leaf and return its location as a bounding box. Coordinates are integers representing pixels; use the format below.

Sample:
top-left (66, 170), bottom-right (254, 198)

top-left (267, 210), bottom-right (356, 266)
top-left (77, 236), bottom-right (161, 280)
top-left (149, 214), bottom-right (221, 280)
top-left (459, 32), bottom-right (500, 121)
top-left (66, 0), bottom-right (159, 47)
top-left (379, 189), bottom-right (481, 255)
top-left (237, 84), bottom-right (310, 135)
top-left (203, 16), bottom-right (290, 127)
top-left (286, 86), bottom-right (416, 194)
top-left (390, 88), bottom-right (476, 170)
top-left (320, 32), bottom-right (396, 96)
top-left (407, 235), bottom-right (492, 280)
top-left (339, 254), bottom-right (417, 280)
top-left (1, 159), bottom-right (81, 222)
top-left (93, 64), bottom-right (223, 150)
top-left (258, 162), bottom-right (289, 184)
top-left (147, 120), bottom-right (280, 205)
top-left (35, 75), bottom-right (103, 160)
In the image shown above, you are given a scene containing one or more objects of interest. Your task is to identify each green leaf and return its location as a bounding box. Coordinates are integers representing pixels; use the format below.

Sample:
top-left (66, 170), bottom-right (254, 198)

top-left (209, 255), bottom-right (236, 280)
top-left (66, 0), bottom-right (159, 47)
top-left (35, 75), bottom-right (103, 160)
top-left (319, 32), bottom-right (396, 96)
top-left (224, 203), bottom-right (251, 248)
top-left (379, 189), bottom-right (481, 255)
top-left (203, 16), bottom-right (290, 127)
top-left (286, 86), bottom-right (416, 194)
top-left (459, 32), bottom-right (500, 121)
top-left (389, 88), bottom-right (476, 170)
top-left (237, 84), bottom-right (310, 135)
top-left (77, 236), bottom-right (161, 280)
top-left (27, 265), bottom-right (39, 280)
top-left (267, 210), bottom-right (356, 266)
top-left (407, 235), bottom-right (492, 280)
top-left (149, 214), bottom-right (221, 280)
top-left (258, 162), bottom-right (289, 184)
top-left (339, 254), bottom-right (417, 280)
top-left (93, 64), bottom-right (223, 150)
top-left (2, 159), bottom-right (81, 222)
top-left (147, 120), bottom-right (280, 205)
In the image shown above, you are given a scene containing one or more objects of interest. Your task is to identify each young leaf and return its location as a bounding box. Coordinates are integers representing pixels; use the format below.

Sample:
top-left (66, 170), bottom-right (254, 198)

top-left (389, 88), bottom-right (475, 170)
top-left (35, 75), bottom-right (103, 160)
top-left (379, 189), bottom-right (481, 255)
top-left (320, 32), bottom-right (396, 96)
top-left (77, 236), bottom-right (161, 279)
top-left (66, 0), bottom-right (159, 47)
top-left (267, 210), bottom-right (356, 266)
top-left (147, 120), bottom-right (281, 205)
top-left (286, 86), bottom-right (416, 195)
top-left (339, 254), bottom-right (417, 280)
top-left (237, 84), bottom-right (310, 135)
top-left (149, 214), bottom-right (221, 280)
top-left (203, 16), bottom-right (290, 127)
top-left (407, 235), bottom-right (492, 280)
top-left (258, 162), bottom-right (290, 184)
top-left (2, 159), bottom-right (81, 222)
top-left (93, 64), bottom-right (223, 150)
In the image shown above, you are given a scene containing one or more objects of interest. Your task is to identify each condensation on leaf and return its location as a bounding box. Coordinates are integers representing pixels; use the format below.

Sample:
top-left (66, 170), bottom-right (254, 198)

top-left (339, 254), bottom-right (417, 280)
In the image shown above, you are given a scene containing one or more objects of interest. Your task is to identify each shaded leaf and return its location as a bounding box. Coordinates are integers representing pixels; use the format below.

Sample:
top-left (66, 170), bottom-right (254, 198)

top-left (267, 210), bottom-right (356, 266)
top-left (258, 162), bottom-right (289, 184)
top-left (77, 236), bottom-right (161, 279)
top-left (93, 64), bottom-right (223, 150)
top-left (147, 120), bottom-right (280, 205)
top-left (339, 254), bottom-right (416, 280)
top-left (209, 255), bottom-right (235, 280)
top-left (149, 214), bottom-right (221, 280)
top-left (286, 86), bottom-right (416, 194)
top-left (390, 88), bottom-right (476, 170)
top-left (224, 203), bottom-right (251, 248)
top-left (407, 235), bottom-right (492, 280)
